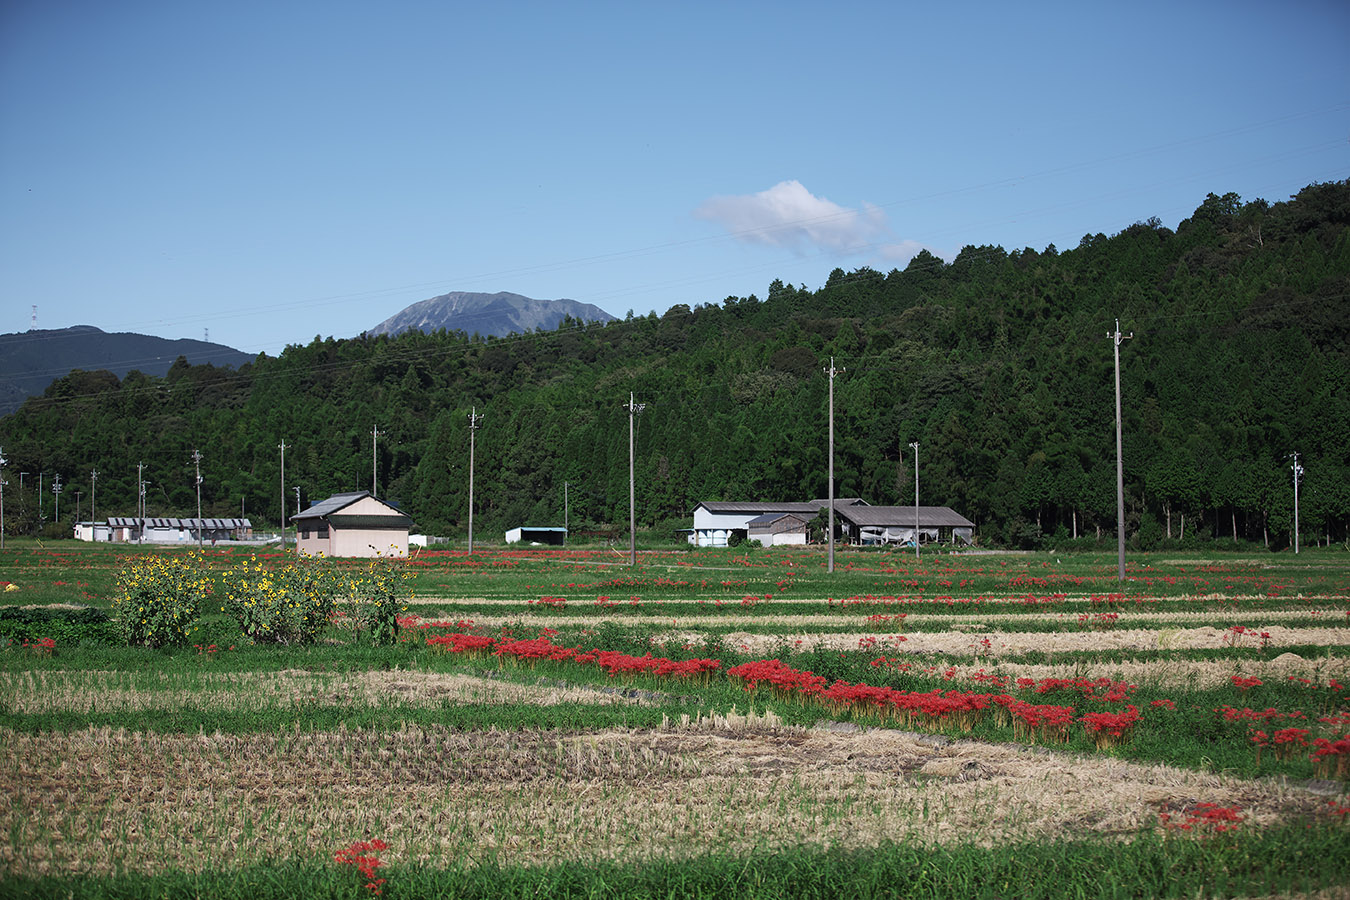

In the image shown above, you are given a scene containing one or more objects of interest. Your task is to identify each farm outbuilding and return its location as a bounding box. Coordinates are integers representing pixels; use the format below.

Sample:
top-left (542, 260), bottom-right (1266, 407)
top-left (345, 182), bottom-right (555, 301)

top-left (505, 526), bottom-right (567, 545)
top-left (833, 505), bottom-right (975, 546)
top-left (101, 517), bottom-right (253, 544)
top-left (689, 499), bottom-right (868, 547)
top-left (746, 512), bottom-right (810, 547)
top-left (73, 521), bottom-right (115, 542)
top-left (292, 491), bottom-right (412, 558)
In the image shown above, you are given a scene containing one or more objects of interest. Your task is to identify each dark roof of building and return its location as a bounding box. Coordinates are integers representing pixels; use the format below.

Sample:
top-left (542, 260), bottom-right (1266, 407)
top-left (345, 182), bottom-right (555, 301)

top-left (694, 498), bottom-right (868, 515)
top-left (293, 491), bottom-right (411, 528)
top-left (746, 512), bottom-right (809, 528)
top-left (107, 517), bottom-right (251, 529)
top-left (835, 506), bottom-right (975, 529)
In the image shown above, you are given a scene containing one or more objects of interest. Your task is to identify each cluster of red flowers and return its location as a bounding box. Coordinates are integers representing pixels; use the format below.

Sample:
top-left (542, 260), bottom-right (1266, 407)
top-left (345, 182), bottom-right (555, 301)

top-left (1159, 803), bottom-right (1244, 834)
top-left (1223, 625), bottom-right (1272, 649)
top-left (428, 632), bottom-right (721, 682)
top-left (1015, 675), bottom-right (1136, 703)
top-left (1080, 705), bottom-right (1142, 748)
top-left (1250, 727), bottom-right (1312, 762)
top-left (14, 637), bottom-right (56, 655)
top-left (334, 838), bottom-right (388, 895)
top-left (1231, 675), bottom-right (1263, 690)
top-left (1004, 699), bottom-right (1077, 743)
top-left (425, 632), bottom-right (496, 654)
top-left (1088, 593), bottom-right (1131, 605)
top-left (1219, 705), bottom-right (1307, 725)
top-left (1220, 704), bottom-right (1350, 771)
top-left (726, 658), bottom-right (1136, 745)
top-left (726, 658), bottom-right (827, 699)
top-left (1311, 735), bottom-right (1350, 778)
top-left (1077, 611), bottom-right (1119, 629)
top-left (527, 595), bottom-right (567, 608)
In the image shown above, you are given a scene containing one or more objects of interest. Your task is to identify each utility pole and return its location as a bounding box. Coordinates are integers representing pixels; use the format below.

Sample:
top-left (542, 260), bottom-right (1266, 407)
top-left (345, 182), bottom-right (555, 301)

top-left (52, 474), bottom-right (62, 527)
top-left (294, 486), bottom-right (301, 524)
top-left (824, 358), bottom-right (844, 573)
top-left (0, 447), bottom-right (7, 550)
top-left (74, 490), bottom-right (82, 525)
top-left (564, 481), bottom-right (569, 533)
top-left (137, 462), bottom-right (145, 544)
top-left (1290, 452), bottom-right (1303, 554)
top-left (467, 407), bottom-right (482, 554)
top-left (1109, 319), bottom-right (1133, 583)
top-left (625, 393), bottom-right (646, 566)
top-left (91, 470), bottom-right (99, 541)
top-left (371, 425), bottom-right (381, 496)
top-left (38, 473), bottom-right (43, 526)
top-left (192, 450), bottom-right (203, 549)
top-left (278, 440), bottom-right (288, 552)
top-left (909, 441), bottom-right (920, 560)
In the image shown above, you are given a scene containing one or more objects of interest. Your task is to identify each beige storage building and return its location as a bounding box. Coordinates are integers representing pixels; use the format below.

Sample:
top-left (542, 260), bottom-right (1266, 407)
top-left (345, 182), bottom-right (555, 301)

top-left (292, 491), bottom-right (412, 558)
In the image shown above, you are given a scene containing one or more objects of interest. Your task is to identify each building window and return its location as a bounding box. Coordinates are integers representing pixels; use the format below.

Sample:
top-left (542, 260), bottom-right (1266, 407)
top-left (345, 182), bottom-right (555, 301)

top-left (318, 522), bottom-right (329, 538)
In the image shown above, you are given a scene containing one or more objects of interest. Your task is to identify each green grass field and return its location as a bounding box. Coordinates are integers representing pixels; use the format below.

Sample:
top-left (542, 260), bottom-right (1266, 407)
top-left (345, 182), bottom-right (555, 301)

top-left (1, 540), bottom-right (1348, 898)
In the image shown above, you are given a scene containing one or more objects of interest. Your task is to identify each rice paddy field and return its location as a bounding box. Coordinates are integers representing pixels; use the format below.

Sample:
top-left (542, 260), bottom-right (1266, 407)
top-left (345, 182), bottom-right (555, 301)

top-left (1, 540), bottom-right (1349, 899)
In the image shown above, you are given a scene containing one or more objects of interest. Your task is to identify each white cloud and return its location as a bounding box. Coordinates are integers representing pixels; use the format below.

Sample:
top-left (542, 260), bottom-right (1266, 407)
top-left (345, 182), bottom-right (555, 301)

top-left (878, 239), bottom-right (930, 263)
top-left (695, 180), bottom-right (889, 254)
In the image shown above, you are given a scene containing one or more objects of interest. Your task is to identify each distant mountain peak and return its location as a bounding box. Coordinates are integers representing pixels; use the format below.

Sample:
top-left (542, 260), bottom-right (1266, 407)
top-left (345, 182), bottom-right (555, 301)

top-left (368, 291), bottom-right (615, 339)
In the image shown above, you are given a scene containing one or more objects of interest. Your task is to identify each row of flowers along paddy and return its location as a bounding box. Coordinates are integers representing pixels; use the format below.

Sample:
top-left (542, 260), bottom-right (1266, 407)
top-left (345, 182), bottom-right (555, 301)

top-left (416, 619), bottom-right (1349, 775)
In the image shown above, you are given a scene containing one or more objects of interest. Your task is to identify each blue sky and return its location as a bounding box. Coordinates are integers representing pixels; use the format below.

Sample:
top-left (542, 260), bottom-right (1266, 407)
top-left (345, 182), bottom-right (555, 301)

top-left (2, 0), bottom-right (1347, 356)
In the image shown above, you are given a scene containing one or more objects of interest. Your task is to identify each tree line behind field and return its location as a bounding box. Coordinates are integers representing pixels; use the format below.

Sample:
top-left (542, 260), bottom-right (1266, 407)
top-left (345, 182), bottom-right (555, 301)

top-left (3, 182), bottom-right (1348, 549)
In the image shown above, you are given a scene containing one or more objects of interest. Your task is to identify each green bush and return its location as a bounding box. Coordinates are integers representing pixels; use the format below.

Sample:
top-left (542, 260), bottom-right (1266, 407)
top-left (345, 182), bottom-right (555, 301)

top-left (0, 606), bottom-right (117, 646)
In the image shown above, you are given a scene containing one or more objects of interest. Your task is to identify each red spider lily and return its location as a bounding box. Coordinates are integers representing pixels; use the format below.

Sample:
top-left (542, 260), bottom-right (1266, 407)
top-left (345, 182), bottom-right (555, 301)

top-left (335, 838), bottom-right (388, 895)
top-left (1159, 803), bottom-right (1244, 835)
top-left (1150, 699), bottom-right (1176, 710)
top-left (527, 595), bottom-right (567, 608)
top-left (726, 659), bottom-right (827, 700)
top-left (1002, 698), bottom-right (1076, 744)
top-left (19, 637), bottom-right (56, 655)
top-left (1023, 676), bottom-right (1136, 702)
top-left (1077, 611), bottom-right (1119, 629)
top-left (426, 633), bottom-right (496, 655)
top-left (1324, 799), bottom-right (1350, 820)
top-left (967, 670), bottom-right (1010, 689)
top-left (494, 637), bottom-right (581, 665)
top-left (1269, 727), bottom-right (1311, 761)
top-left (1310, 736), bottom-right (1350, 778)
top-left (1231, 675), bottom-right (1263, 691)
top-left (1080, 705), bottom-right (1140, 749)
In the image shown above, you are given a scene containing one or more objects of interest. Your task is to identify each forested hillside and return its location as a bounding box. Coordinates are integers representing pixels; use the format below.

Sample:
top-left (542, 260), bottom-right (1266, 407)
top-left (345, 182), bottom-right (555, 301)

top-left (4, 182), bottom-right (1348, 549)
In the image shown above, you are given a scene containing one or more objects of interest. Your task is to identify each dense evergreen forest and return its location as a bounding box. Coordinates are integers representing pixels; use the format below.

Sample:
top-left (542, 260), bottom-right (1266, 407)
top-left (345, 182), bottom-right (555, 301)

top-left (3, 182), bottom-right (1348, 549)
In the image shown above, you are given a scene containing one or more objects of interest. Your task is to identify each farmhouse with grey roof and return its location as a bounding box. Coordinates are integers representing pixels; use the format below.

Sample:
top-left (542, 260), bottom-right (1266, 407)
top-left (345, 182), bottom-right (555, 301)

top-left (292, 491), bottom-right (413, 558)
top-left (690, 498), bottom-right (867, 547)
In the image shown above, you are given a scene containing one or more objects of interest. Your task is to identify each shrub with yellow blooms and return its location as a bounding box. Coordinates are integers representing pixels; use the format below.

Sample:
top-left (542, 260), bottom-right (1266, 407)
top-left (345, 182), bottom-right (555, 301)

top-left (111, 553), bottom-right (211, 648)
top-left (352, 554), bottom-right (410, 645)
top-left (217, 554), bottom-right (339, 644)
